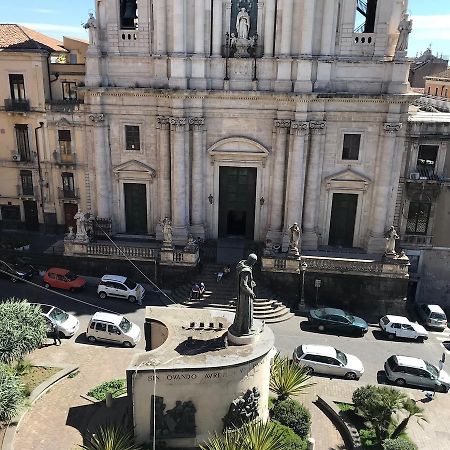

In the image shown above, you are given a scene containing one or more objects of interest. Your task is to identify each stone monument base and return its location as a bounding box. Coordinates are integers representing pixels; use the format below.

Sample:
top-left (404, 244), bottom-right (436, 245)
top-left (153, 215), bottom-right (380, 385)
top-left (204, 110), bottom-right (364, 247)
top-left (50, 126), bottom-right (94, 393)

top-left (228, 319), bottom-right (264, 346)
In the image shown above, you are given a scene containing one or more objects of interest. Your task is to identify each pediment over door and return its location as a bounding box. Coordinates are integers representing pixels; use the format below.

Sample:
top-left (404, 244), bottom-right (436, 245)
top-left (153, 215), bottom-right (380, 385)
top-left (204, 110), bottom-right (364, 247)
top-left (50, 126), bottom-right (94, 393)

top-left (208, 137), bottom-right (269, 164)
top-left (324, 169), bottom-right (371, 191)
top-left (113, 159), bottom-right (156, 181)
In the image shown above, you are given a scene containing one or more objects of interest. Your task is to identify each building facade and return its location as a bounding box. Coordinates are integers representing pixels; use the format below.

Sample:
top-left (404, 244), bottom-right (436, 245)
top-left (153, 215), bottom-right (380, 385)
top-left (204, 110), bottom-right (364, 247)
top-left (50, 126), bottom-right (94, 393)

top-left (82, 0), bottom-right (413, 256)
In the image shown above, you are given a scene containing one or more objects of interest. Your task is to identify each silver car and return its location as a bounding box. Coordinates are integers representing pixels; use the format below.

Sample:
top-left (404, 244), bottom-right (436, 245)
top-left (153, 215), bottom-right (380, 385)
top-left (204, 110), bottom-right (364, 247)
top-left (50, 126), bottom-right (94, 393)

top-left (293, 344), bottom-right (364, 380)
top-left (30, 303), bottom-right (79, 337)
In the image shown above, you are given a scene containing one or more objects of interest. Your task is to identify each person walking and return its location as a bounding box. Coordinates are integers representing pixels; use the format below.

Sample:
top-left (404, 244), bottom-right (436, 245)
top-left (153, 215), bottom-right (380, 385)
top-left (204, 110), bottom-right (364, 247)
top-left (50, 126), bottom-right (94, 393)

top-left (52, 322), bottom-right (61, 346)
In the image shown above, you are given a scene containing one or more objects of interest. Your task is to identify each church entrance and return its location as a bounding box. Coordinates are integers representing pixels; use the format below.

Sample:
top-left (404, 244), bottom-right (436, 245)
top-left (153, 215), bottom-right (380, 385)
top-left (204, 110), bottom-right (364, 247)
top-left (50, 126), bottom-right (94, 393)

top-left (218, 167), bottom-right (256, 239)
top-left (328, 193), bottom-right (358, 247)
top-left (124, 183), bottom-right (147, 234)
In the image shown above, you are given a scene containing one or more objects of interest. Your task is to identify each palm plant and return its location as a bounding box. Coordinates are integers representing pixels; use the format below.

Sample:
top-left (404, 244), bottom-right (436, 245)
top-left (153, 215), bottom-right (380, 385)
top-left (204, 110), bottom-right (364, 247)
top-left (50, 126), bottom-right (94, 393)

top-left (390, 398), bottom-right (427, 440)
top-left (200, 419), bottom-right (291, 450)
top-left (79, 425), bottom-right (141, 450)
top-left (269, 353), bottom-right (314, 401)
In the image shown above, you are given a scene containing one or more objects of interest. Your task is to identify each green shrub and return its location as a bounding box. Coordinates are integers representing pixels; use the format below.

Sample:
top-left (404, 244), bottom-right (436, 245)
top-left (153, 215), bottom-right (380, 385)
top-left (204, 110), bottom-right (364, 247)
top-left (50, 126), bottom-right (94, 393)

top-left (0, 364), bottom-right (24, 423)
top-left (271, 421), bottom-right (307, 450)
top-left (382, 438), bottom-right (417, 450)
top-left (359, 427), bottom-right (377, 449)
top-left (271, 399), bottom-right (311, 438)
top-left (87, 379), bottom-right (126, 401)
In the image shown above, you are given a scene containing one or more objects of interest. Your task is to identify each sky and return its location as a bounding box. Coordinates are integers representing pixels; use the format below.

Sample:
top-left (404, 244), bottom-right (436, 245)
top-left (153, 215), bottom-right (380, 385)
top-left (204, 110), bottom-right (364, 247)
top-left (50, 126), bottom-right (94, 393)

top-left (0, 0), bottom-right (449, 58)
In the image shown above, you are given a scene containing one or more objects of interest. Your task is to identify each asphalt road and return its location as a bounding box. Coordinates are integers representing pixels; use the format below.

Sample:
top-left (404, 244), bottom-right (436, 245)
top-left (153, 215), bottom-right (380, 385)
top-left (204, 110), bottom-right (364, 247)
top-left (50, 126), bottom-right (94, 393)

top-left (2, 275), bottom-right (450, 389)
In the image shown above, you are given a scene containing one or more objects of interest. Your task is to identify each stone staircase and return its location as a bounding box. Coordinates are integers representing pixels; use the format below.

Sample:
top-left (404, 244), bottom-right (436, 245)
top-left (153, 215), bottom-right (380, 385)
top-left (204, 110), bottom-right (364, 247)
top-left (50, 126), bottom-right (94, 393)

top-left (169, 263), bottom-right (294, 323)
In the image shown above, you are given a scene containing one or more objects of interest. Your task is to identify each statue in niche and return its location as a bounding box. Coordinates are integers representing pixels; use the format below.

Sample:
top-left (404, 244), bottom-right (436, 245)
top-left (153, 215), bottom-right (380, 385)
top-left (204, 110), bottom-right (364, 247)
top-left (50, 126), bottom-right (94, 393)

top-left (385, 226), bottom-right (399, 256)
top-left (223, 387), bottom-right (260, 430)
top-left (288, 223), bottom-right (301, 257)
top-left (230, 254), bottom-right (257, 336)
top-left (83, 12), bottom-right (97, 45)
top-left (395, 12), bottom-right (413, 52)
top-left (236, 7), bottom-right (250, 40)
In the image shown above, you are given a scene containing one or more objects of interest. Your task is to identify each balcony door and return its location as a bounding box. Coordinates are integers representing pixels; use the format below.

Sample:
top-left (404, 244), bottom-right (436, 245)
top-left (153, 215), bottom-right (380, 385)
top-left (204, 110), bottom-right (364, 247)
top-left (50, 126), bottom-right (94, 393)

top-left (124, 183), bottom-right (147, 234)
top-left (23, 200), bottom-right (39, 231)
top-left (328, 193), bottom-right (358, 248)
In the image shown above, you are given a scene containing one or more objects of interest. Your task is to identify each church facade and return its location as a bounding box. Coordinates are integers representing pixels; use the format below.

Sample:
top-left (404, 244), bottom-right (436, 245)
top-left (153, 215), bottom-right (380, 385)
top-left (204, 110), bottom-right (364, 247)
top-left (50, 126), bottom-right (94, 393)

top-left (82, 0), bottom-right (412, 254)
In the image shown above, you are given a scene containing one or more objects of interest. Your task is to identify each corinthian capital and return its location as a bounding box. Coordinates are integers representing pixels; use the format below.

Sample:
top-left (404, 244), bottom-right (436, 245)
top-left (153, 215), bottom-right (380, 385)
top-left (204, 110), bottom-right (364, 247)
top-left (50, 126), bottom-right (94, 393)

top-left (274, 120), bottom-right (291, 131)
top-left (156, 116), bottom-right (170, 129)
top-left (169, 117), bottom-right (187, 130)
top-left (291, 121), bottom-right (309, 135)
top-left (89, 113), bottom-right (105, 124)
top-left (383, 123), bottom-right (402, 135)
top-left (189, 117), bottom-right (205, 131)
top-left (309, 121), bottom-right (326, 134)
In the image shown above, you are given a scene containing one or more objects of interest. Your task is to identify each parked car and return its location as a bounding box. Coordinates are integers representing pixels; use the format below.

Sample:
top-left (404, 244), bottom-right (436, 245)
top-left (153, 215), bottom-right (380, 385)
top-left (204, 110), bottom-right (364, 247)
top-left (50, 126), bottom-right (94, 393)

top-left (86, 312), bottom-right (141, 347)
top-left (97, 275), bottom-right (145, 303)
top-left (379, 315), bottom-right (428, 342)
top-left (384, 355), bottom-right (450, 393)
top-left (416, 304), bottom-right (447, 330)
top-left (0, 259), bottom-right (36, 282)
top-left (293, 344), bottom-right (364, 380)
top-left (30, 303), bottom-right (79, 337)
top-left (43, 268), bottom-right (87, 292)
top-left (308, 307), bottom-right (368, 335)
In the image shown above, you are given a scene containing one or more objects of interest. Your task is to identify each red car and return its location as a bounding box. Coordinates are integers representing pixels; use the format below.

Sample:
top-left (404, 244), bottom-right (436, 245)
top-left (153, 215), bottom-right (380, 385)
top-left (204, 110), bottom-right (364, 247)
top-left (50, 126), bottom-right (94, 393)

top-left (43, 268), bottom-right (86, 292)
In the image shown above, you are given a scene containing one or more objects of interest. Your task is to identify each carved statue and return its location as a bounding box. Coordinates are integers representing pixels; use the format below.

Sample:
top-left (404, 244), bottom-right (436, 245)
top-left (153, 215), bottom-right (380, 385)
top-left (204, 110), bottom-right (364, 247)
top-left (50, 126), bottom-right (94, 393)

top-left (74, 210), bottom-right (89, 242)
top-left (395, 13), bottom-right (413, 52)
top-left (223, 387), bottom-right (260, 430)
top-left (184, 234), bottom-right (197, 253)
top-left (83, 12), bottom-right (97, 45)
top-left (66, 226), bottom-right (75, 240)
top-left (230, 254), bottom-right (257, 337)
top-left (385, 226), bottom-right (399, 256)
top-left (161, 217), bottom-right (173, 247)
top-left (236, 8), bottom-right (250, 40)
top-left (288, 223), bottom-right (301, 256)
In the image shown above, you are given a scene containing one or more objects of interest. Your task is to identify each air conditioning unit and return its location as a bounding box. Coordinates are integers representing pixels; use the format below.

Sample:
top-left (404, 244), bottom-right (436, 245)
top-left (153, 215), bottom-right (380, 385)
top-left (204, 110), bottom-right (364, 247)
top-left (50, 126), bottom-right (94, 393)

top-left (12, 153), bottom-right (21, 162)
top-left (409, 172), bottom-right (420, 180)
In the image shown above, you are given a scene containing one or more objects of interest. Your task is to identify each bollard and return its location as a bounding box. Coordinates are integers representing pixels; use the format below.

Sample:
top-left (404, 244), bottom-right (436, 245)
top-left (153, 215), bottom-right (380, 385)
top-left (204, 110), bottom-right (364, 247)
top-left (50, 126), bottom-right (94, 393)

top-left (307, 437), bottom-right (315, 450)
top-left (105, 392), bottom-right (113, 408)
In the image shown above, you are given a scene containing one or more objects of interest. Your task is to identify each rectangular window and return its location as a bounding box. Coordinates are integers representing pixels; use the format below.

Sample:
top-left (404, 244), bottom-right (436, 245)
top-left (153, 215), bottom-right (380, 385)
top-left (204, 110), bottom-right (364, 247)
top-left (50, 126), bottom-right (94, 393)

top-left (58, 130), bottom-right (72, 155)
top-left (62, 172), bottom-right (75, 193)
top-left (120, 0), bottom-right (138, 29)
top-left (20, 170), bottom-right (34, 196)
top-left (9, 74), bottom-right (25, 100)
top-left (417, 145), bottom-right (438, 178)
top-left (342, 134), bottom-right (361, 160)
top-left (1, 205), bottom-right (21, 222)
top-left (62, 82), bottom-right (77, 100)
top-left (125, 125), bottom-right (140, 150)
top-left (406, 202), bottom-right (431, 235)
top-left (15, 124), bottom-right (31, 161)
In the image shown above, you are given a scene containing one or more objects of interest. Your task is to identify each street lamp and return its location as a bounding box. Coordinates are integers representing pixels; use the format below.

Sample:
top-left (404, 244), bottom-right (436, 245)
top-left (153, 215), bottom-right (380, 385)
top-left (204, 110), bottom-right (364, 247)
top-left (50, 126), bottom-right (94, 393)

top-left (298, 261), bottom-right (308, 311)
top-left (314, 279), bottom-right (322, 308)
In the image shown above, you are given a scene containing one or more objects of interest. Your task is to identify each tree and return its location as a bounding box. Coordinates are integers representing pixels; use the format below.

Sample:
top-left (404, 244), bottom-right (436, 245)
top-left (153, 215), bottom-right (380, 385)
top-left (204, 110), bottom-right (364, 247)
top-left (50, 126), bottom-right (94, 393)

top-left (352, 385), bottom-right (408, 443)
top-left (0, 364), bottom-right (24, 423)
top-left (0, 299), bottom-right (47, 365)
top-left (391, 398), bottom-right (427, 440)
top-left (270, 353), bottom-right (314, 401)
top-left (79, 425), bottom-right (140, 450)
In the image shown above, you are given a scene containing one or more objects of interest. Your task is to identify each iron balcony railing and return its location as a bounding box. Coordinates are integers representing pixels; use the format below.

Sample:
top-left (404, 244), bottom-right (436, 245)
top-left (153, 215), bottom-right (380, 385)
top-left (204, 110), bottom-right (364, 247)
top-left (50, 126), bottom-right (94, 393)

top-left (4, 98), bottom-right (30, 112)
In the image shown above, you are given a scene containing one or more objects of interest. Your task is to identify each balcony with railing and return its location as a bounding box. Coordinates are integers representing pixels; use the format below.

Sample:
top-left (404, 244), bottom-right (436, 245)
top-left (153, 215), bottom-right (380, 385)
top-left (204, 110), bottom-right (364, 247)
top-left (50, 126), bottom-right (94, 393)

top-left (17, 184), bottom-right (34, 198)
top-left (46, 99), bottom-right (83, 112)
top-left (53, 151), bottom-right (77, 165)
top-left (400, 234), bottom-right (433, 248)
top-left (58, 187), bottom-right (80, 200)
top-left (4, 98), bottom-right (30, 112)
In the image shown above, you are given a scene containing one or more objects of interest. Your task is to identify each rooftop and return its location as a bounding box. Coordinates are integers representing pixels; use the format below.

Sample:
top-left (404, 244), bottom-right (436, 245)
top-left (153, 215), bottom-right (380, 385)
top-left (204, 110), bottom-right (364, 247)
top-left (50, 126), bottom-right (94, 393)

top-left (426, 68), bottom-right (450, 80)
top-left (0, 24), bottom-right (66, 52)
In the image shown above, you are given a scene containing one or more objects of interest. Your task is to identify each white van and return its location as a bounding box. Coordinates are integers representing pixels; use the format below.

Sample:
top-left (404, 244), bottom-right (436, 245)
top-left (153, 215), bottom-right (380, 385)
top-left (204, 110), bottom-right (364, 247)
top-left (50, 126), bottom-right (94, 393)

top-left (86, 312), bottom-right (141, 347)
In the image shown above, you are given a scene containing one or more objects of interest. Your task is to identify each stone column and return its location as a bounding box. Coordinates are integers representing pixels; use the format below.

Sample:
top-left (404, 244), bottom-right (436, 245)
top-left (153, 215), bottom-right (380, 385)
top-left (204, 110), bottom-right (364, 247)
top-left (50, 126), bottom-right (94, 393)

top-left (154, 0), bottom-right (167, 54)
top-left (267, 119), bottom-right (290, 242)
top-left (257, 1), bottom-right (264, 36)
top-left (367, 123), bottom-right (403, 253)
top-left (279, 0), bottom-right (294, 55)
top-left (295, 0), bottom-right (315, 92)
top-left (172, 0), bottom-right (185, 53)
top-left (302, 121), bottom-right (326, 250)
top-left (315, 0), bottom-right (335, 91)
top-left (157, 117), bottom-right (171, 221)
top-left (282, 121), bottom-right (309, 251)
top-left (194, 0), bottom-right (206, 54)
top-left (190, 117), bottom-right (206, 238)
top-left (89, 113), bottom-right (111, 219)
top-left (170, 117), bottom-right (189, 243)
top-left (263, 0), bottom-right (276, 57)
top-left (212, 0), bottom-right (223, 56)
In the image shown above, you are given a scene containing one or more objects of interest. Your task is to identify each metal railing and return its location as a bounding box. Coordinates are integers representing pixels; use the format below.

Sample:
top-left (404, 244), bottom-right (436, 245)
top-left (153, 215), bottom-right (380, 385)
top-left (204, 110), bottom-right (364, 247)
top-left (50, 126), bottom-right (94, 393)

top-left (16, 184), bottom-right (34, 197)
top-left (53, 151), bottom-right (77, 165)
top-left (4, 98), bottom-right (30, 112)
top-left (58, 188), bottom-right (80, 200)
top-left (401, 235), bottom-right (433, 246)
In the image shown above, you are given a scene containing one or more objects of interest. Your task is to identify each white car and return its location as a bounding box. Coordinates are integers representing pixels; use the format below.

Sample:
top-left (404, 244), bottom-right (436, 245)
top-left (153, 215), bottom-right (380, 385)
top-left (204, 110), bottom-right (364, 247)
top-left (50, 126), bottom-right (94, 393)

top-left (86, 312), bottom-right (141, 347)
top-left (97, 275), bottom-right (145, 303)
top-left (30, 303), bottom-right (79, 337)
top-left (379, 315), bottom-right (428, 342)
top-left (293, 344), bottom-right (364, 380)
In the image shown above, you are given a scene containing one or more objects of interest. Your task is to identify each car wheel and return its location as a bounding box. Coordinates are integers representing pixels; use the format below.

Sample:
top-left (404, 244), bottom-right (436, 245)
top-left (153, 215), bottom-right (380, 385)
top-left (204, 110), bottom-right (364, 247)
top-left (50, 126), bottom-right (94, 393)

top-left (440, 385), bottom-right (449, 393)
top-left (123, 341), bottom-right (133, 348)
top-left (87, 336), bottom-right (96, 344)
top-left (128, 295), bottom-right (136, 303)
top-left (395, 378), bottom-right (406, 387)
top-left (417, 336), bottom-right (426, 343)
top-left (98, 291), bottom-right (107, 300)
top-left (44, 283), bottom-right (51, 289)
top-left (387, 332), bottom-right (395, 340)
top-left (318, 324), bottom-right (325, 332)
top-left (345, 372), bottom-right (358, 380)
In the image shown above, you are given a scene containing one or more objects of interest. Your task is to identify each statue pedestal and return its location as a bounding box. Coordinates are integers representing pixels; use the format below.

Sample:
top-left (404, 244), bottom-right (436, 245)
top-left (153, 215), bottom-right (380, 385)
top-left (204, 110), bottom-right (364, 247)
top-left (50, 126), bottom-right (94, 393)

top-left (227, 320), bottom-right (264, 346)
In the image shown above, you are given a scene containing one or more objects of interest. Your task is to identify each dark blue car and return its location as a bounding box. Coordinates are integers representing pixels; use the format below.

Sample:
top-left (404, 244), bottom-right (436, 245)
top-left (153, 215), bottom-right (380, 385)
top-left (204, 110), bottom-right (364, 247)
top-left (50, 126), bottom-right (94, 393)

top-left (308, 308), bottom-right (368, 336)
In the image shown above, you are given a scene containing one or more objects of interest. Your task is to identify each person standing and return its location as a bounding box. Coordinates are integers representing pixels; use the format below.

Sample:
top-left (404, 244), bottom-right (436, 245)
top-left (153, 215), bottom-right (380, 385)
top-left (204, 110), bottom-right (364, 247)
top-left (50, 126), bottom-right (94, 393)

top-left (52, 322), bottom-right (61, 346)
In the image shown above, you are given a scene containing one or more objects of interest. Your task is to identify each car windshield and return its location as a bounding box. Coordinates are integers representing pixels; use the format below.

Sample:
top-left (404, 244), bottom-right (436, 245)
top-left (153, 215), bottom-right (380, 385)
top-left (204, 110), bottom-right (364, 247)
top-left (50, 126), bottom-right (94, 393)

top-left (425, 361), bottom-right (439, 377)
top-left (124, 278), bottom-right (137, 290)
top-left (66, 272), bottom-right (78, 281)
top-left (381, 316), bottom-right (390, 326)
top-left (49, 307), bottom-right (69, 324)
top-left (119, 317), bottom-right (132, 333)
top-left (430, 312), bottom-right (446, 320)
top-left (345, 313), bottom-right (354, 322)
top-left (335, 349), bottom-right (347, 365)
